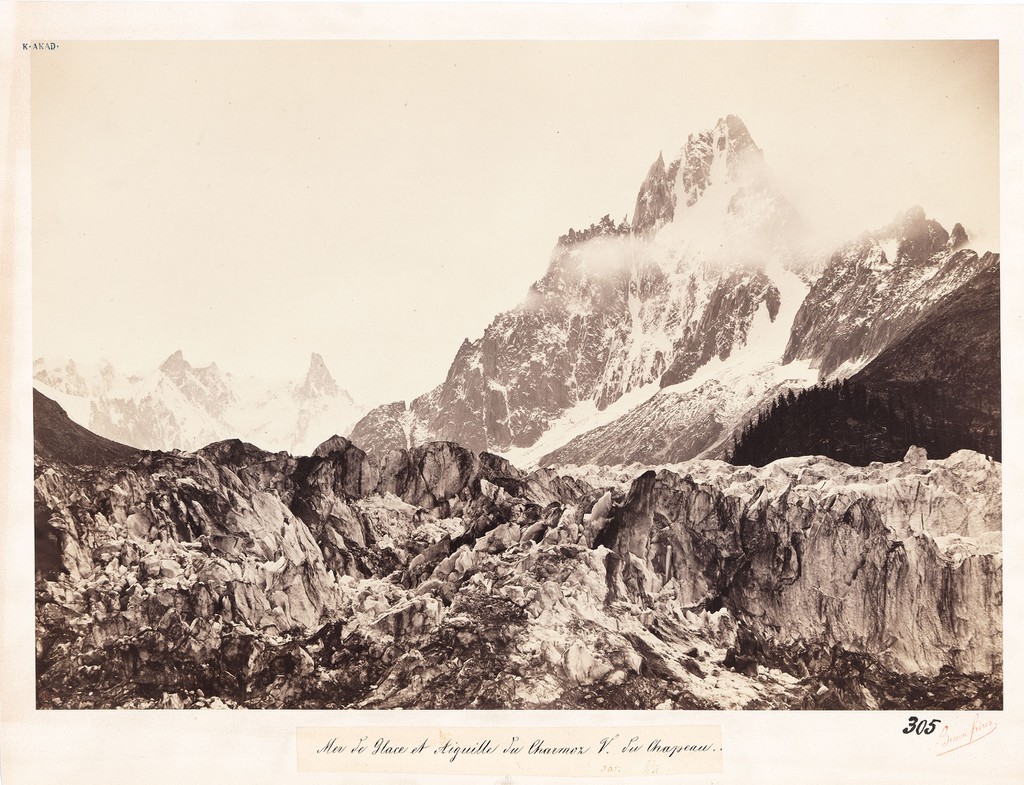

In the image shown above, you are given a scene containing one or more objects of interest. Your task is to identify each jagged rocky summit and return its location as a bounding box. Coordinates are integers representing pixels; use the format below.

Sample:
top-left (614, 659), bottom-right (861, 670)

top-left (32, 351), bottom-right (364, 456)
top-left (35, 391), bottom-right (1001, 710)
top-left (351, 115), bottom-right (998, 471)
top-left (349, 114), bottom-right (802, 459)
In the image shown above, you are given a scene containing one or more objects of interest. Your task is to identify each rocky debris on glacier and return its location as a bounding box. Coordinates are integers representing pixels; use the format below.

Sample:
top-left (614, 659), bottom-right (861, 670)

top-left (35, 396), bottom-right (1002, 710)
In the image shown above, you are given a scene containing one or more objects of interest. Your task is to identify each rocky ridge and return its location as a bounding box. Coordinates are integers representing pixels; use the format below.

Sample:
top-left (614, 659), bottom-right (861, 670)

top-left (729, 259), bottom-right (1002, 467)
top-left (783, 208), bottom-right (995, 377)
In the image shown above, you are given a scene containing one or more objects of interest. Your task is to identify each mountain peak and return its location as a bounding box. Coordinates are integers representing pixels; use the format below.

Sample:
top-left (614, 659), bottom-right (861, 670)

top-left (631, 150), bottom-right (674, 235)
top-left (159, 349), bottom-right (190, 373)
top-left (899, 205), bottom-right (927, 225)
top-left (716, 113), bottom-right (762, 160)
top-left (672, 114), bottom-right (767, 212)
top-left (718, 114), bottom-right (754, 145)
top-left (298, 352), bottom-right (340, 398)
top-left (948, 222), bottom-right (969, 250)
top-left (877, 206), bottom-right (950, 260)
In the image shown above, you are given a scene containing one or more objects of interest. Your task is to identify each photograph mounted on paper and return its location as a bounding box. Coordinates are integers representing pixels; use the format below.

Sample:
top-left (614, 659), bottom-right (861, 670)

top-left (31, 40), bottom-right (1001, 710)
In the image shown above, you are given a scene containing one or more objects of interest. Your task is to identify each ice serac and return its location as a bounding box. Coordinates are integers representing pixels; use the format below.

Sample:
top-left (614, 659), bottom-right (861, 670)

top-left (35, 393), bottom-right (1001, 709)
top-left (602, 451), bottom-right (1001, 678)
top-left (350, 115), bottom-right (809, 460)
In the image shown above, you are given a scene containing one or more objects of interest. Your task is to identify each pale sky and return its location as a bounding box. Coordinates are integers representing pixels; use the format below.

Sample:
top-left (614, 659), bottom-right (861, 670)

top-left (31, 40), bottom-right (999, 405)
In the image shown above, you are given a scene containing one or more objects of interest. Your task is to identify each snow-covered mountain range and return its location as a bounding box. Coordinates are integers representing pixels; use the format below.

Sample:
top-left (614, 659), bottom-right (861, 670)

top-left (32, 351), bottom-right (363, 455)
top-left (350, 115), bottom-right (997, 467)
top-left (36, 114), bottom-right (998, 468)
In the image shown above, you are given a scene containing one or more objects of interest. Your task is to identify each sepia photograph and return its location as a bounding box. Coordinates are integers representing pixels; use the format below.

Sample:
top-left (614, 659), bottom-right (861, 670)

top-left (28, 36), bottom-right (1002, 712)
top-left (3, 3), bottom-right (1023, 784)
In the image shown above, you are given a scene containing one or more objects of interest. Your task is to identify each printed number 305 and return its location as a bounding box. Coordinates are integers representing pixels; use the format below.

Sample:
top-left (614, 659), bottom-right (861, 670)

top-left (903, 717), bottom-right (940, 735)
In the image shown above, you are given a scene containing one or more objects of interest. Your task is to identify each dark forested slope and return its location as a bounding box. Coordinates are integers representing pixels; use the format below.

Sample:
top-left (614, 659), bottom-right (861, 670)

top-left (730, 261), bottom-right (1000, 466)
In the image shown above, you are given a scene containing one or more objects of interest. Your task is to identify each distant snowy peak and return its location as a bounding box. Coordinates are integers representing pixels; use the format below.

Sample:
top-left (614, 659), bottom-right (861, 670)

top-left (33, 358), bottom-right (87, 395)
top-left (157, 349), bottom-right (234, 418)
top-left (158, 349), bottom-right (188, 373)
top-left (32, 351), bottom-right (365, 455)
top-left (296, 351), bottom-right (348, 402)
top-left (33, 357), bottom-right (130, 398)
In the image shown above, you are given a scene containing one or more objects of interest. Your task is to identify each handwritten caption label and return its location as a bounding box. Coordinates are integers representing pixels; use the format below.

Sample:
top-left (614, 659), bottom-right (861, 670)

top-left (297, 725), bottom-right (722, 776)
